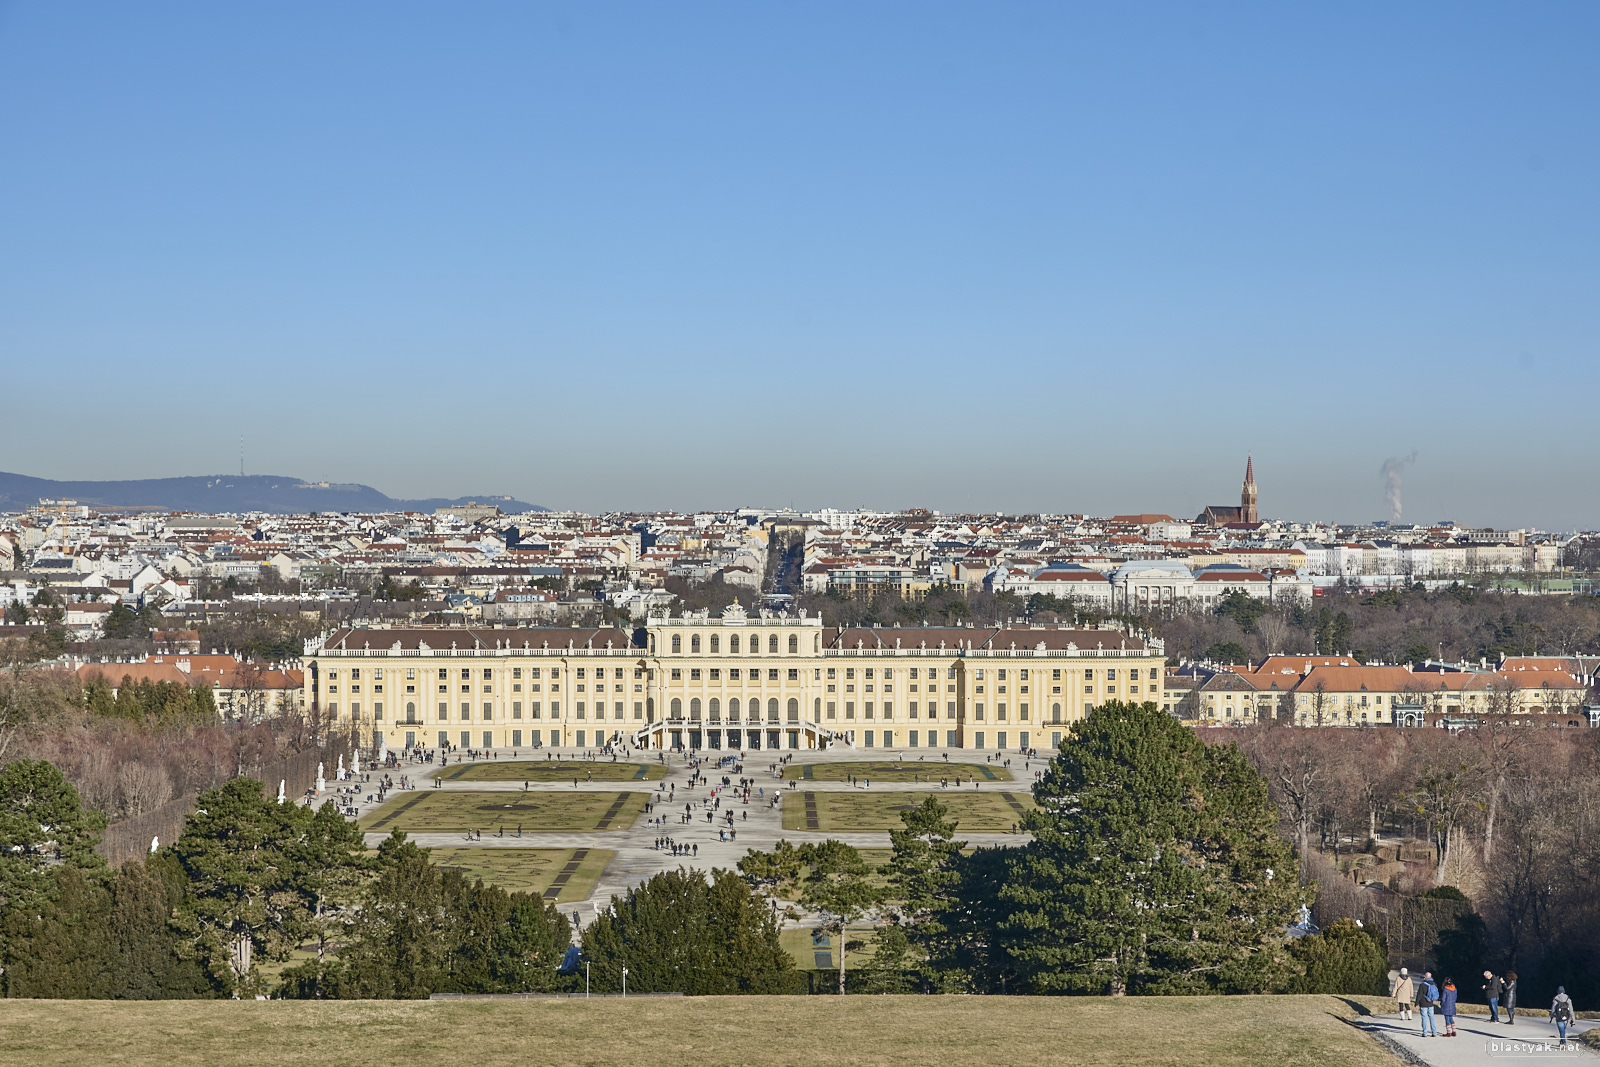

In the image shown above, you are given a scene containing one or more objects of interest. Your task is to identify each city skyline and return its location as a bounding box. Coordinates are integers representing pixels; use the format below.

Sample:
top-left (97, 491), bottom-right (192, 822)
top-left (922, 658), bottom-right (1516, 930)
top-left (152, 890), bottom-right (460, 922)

top-left (3, 5), bottom-right (1597, 526)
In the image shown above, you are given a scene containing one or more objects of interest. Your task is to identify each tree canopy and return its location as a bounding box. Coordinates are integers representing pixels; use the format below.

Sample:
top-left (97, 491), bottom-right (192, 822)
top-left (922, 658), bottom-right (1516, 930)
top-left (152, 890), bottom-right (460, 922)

top-left (1000, 700), bottom-right (1303, 995)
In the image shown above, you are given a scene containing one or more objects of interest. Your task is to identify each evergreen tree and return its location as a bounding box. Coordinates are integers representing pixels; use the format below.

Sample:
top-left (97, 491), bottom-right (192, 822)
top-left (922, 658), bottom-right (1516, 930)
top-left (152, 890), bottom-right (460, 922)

top-left (105, 856), bottom-right (215, 999)
top-left (1001, 700), bottom-right (1302, 995)
top-left (0, 759), bottom-right (108, 964)
top-left (302, 833), bottom-right (451, 999)
top-left (797, 840), bottom-right (882, 995)
top-left (582, 868), bottom-right (792, 995)
top-left (882, 796), bottom-right (964, 991)
top-left (2, 865), bottom-right (114, 997)
top-left (169, 779), bottom-right (363, 996)
top-left (1287, 919), bottom-right (1389, 995)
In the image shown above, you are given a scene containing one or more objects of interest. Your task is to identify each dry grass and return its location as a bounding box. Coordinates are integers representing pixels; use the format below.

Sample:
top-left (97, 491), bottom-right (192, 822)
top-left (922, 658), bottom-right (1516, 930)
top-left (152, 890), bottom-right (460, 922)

top-left (360, 790), bottom-right (646, 834)
top-left (782, 760), bottom-right (1014, 782)
top-left (783, 790), bottom-right (1037, 832)
top-left (443, 759), bottom-right (667, 782)
top-left (425, 846), bottom-right (614, 900)
top-left (0, 995), bottom-right (1400, 1067)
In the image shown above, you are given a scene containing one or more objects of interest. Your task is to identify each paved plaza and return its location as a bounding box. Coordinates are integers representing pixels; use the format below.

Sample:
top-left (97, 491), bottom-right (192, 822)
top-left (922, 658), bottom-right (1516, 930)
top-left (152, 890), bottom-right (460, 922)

top-left (347, 745), bottom-right (1044, 925)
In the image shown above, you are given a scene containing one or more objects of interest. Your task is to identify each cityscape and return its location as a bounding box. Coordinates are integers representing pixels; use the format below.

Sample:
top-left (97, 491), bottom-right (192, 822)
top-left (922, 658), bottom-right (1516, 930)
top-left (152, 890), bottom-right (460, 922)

top-left (2, 5), bottom-right (1597, 1066)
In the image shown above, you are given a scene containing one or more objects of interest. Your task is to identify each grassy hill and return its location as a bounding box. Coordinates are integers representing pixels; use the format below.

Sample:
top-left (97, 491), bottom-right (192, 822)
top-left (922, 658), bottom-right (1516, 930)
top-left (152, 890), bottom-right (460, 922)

top-left (2, 995), bottom-right (1399, 1067)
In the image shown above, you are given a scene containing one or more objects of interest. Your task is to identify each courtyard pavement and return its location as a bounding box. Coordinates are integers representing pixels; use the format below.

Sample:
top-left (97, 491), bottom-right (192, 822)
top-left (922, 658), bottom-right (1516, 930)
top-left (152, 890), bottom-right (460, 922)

top-left (344, 745), bottom-right (1043, 925)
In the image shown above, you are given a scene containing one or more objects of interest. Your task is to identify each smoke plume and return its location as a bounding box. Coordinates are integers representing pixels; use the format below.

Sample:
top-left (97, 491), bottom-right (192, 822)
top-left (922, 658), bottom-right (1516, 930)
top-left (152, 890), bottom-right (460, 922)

top-left (1380, 451), bottom-right (1418, 522)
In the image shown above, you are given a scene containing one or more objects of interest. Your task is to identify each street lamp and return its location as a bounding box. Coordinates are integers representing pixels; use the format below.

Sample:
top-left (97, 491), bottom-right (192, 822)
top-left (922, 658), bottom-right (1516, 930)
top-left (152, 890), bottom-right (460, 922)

top-left (622, 965), bottom-right (628, 998)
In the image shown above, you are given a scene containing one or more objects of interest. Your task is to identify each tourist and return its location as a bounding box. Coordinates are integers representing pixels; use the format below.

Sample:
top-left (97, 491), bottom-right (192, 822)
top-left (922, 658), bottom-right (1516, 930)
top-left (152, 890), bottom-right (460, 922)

top-left (1391, 968), bottom-right (1414, 1021)
top-left (1483, 970), bottom-right (1504, 1023)
top-left (1504, 971), bottom-right (1518, 1024)
top-left (1416, 972), bottom-right (1439, 1037)
top-left (1440, 978), bottom-right (1458, 1036)
top-left (1550, 987), bottom-right (1575, 1045)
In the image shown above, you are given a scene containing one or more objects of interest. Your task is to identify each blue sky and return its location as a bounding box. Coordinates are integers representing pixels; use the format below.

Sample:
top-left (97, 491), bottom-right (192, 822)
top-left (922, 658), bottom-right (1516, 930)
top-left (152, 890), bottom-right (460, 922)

top-left (2, 3), bottom-right (1596, 526)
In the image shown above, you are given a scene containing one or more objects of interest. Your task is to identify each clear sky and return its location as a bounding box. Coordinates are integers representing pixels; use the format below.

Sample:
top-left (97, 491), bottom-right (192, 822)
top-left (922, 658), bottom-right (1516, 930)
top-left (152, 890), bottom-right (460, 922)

top-left (2, 3), bottom-right (1596, 527)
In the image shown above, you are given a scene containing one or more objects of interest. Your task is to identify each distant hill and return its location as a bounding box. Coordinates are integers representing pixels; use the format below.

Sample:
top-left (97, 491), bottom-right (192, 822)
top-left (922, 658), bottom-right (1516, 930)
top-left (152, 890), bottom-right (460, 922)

top-left (0, 471), bottom-right (545, 516)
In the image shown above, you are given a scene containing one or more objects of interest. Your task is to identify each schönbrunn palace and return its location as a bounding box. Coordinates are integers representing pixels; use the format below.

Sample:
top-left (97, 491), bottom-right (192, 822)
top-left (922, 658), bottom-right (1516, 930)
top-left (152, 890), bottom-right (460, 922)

top-left (306, 605), bottom-right (1165, 752)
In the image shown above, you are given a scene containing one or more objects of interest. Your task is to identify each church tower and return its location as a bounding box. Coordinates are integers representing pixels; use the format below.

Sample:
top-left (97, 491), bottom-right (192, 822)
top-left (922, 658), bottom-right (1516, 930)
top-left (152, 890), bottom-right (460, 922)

top-left (1240, 455), bottom-right (1258, 523)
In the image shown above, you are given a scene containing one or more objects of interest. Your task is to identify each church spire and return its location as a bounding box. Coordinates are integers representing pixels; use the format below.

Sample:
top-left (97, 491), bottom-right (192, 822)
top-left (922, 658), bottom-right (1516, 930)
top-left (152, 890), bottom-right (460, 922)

top-left (1241, 454), bottom-right (1259, 523)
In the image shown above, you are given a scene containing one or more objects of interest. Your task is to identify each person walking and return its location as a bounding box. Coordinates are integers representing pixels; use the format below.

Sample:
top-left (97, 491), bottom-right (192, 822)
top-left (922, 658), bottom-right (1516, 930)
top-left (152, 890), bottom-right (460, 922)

top-left (1416, 972), bottom-right (1439, 1037)
top-left (1550, 986), bottom-right (1575, 1045)
top-left (1483, 970), bottom-right (1504, 1023)
top-left (1440, 978), bottom-right (1459, 1037)
top-left (1391, 968), bottom-right (1415, 1021)
top-left (1504, 971), bottom-right (1518, 1024)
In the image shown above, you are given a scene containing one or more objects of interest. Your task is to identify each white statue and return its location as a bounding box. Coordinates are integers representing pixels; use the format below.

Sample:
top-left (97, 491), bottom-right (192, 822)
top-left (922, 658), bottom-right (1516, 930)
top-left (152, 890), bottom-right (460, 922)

top-left (337, 755), bottom-right (346, 781)
top-left (150, 836), bottom-right (159, 853)
top-left (352, 751), bottom-right (361, 775)
top-left (277, 779), bottom-right (286, 804)
top-left (316, 762), bottom-right (326, 794)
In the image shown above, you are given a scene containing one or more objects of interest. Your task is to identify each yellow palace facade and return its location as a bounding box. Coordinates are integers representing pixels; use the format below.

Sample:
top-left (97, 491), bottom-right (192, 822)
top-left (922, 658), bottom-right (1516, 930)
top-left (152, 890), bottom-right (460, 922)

top-left (305, 605), bottom-right (1165, 753)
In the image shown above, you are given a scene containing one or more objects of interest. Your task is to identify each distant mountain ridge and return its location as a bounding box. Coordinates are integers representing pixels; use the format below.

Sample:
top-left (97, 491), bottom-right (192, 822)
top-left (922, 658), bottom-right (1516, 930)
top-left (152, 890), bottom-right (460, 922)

top-left (0, 471), bottom-right (545, 516)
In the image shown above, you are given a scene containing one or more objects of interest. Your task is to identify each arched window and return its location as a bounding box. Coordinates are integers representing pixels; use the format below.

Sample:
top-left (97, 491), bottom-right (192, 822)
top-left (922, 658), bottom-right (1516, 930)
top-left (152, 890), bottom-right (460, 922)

top-left (749, 634), bottom-right (759, 654)
top-left (709, 698), bottom-right (720, 721)
top-left (788, 634), bottom-right (798, 653)
top-left (671, 634), bottom-right (681, 653)
top-left (405, 701), bottom-right (416, 723)
top-left (730, 634), bottom-right (740, 653)
top-left (813, 697), bottom-right (821, 720)
top-left (1051, 702), bottom-right (1061, 724)
top-left (767, 697), bottom-right (779, 722)
top-left (787, 697), bottom-right (799, 722)
top-left (710, 635), bottom-right (719, 653)
top-left (769, 634), bottom-right (779, 653)
top-left (728, 697), bottom-right (741, 722)
top-left (670, 697), bottom-right (682, 718)
top-left (691, 634), bottom-right (700, 653)
top-left (690, 698), bottom-right (701, 720)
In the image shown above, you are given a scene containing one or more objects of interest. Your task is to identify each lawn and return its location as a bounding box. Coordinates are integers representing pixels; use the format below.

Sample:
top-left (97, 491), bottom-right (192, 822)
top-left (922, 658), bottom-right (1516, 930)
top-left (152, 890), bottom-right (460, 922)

top-left (425, 847), bottom-right (614, 901)
top-left (781, 790), bottom-right (1036, 833)
top-left (360, 791), bottom-right (647, 834)
top-left (779, 926), bottom-right (882, 972)
top-left (0, 996), bottom-right (1401, 1067)
top-left (782, 760), bottom-right (1014, 782)
top-left (443, 760), bottom-right (667, 782)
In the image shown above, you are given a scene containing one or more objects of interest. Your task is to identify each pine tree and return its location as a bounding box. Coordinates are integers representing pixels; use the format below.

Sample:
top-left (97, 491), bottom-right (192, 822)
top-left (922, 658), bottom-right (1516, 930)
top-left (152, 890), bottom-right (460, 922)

top-left (797, 840), bottom-right (882, 995)
top-left (303, 832), bottom-right (451, 999)
top-left (2, 865), bottom-right (114, 997)
top-left (582, 868), bottom-right (793, 995)
top-left (169, 779), bottom-right (364, 996)
top-left (1001, 700), bottom-right (1302, 995)
top-left (882, 795), bottom-right (964, 990)
top-left (106, 856), bottom-right (215, 999)
top-left (0, 759), bottom-right (108, 966)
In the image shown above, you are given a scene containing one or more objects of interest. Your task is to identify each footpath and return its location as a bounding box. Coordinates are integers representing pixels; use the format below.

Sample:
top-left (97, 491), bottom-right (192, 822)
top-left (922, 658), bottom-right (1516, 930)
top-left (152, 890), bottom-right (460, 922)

top-left (1359, 1011), bottom-right (1597, 1066)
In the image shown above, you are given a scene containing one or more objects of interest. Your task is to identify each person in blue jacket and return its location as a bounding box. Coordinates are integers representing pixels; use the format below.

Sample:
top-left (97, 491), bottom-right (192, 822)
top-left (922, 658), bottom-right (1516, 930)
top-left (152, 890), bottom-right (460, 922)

top-left (1416, 973), bottom-right (1440, 1037)
top-left (1440, 978), bottom-right (1459, 1037)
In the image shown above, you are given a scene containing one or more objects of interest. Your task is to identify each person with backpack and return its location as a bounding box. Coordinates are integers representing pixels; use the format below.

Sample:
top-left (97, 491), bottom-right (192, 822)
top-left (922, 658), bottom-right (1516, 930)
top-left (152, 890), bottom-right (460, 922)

top-left (1550, 986), bottom-right (1575, 1045)
top-left (1483, 970), bottom-right (1505, 1023)
top-left (1441, 978), bottom-right (1459, 1037)
top-left (1391, 968), bottom-right (1415, 1021)
top-left (1416, 972), bottom-right (1440, 1037)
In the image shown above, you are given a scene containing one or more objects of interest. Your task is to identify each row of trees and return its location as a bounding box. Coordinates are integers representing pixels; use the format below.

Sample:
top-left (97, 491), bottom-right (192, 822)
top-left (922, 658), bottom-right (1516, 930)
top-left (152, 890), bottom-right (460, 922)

top-left (1162, 583), bottom-right (1600, 665)
top-left (734, 702), bottom-right (1307, 996)
top-left (0, 763), bottom-right (580, 999)
top-left (1235, 722), bottom-right (1600, 1004)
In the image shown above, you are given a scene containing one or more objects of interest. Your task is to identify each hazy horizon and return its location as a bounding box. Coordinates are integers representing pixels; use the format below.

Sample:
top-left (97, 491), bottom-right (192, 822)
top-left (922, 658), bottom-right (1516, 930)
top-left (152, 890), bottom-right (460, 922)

top-left (3, 5), bottom-right (1595, 527)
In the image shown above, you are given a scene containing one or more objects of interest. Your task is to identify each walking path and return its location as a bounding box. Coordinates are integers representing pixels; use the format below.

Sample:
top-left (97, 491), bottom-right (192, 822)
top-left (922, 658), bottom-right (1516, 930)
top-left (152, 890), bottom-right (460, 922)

top-left (1358, 1011), bottom-right (1597, 1065)
top-left (348, 746), bottom-right (1041, 924)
